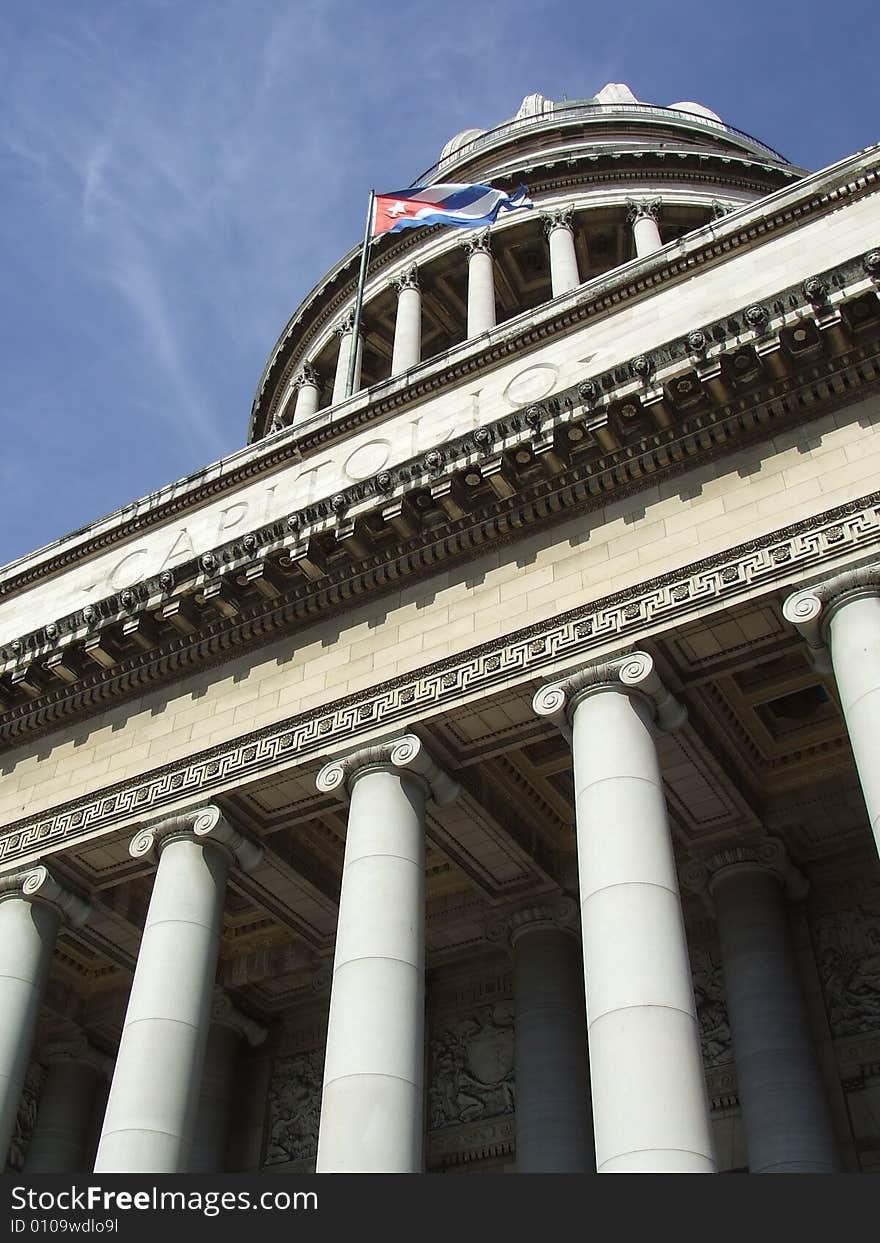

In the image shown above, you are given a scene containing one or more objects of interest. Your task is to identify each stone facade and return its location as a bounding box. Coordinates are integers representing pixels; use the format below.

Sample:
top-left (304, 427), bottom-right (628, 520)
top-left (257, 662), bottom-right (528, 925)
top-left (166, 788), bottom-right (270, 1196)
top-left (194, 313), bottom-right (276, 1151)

top-left (3, 85), bottom-right (880, 1174)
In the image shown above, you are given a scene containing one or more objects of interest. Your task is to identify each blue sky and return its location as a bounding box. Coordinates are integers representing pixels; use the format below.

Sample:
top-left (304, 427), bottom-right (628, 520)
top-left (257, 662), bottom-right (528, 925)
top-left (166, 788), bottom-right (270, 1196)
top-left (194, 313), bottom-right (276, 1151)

top-left (1, 0), bottom-right (877, 569)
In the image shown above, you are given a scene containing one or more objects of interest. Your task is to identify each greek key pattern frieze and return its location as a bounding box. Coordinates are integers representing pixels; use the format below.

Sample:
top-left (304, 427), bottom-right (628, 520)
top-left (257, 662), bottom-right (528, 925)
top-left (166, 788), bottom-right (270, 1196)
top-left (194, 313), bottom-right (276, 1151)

top-left (1, 495), bottom-right (879, 865)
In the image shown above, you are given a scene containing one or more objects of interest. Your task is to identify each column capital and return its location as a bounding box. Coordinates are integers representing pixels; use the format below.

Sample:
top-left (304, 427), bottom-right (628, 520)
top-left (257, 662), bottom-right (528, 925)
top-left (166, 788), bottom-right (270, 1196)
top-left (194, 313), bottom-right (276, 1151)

top-left (461, 228), bottom-right (492, 258)
top-left (626, 197), bottom-right (662, 223)
top-left (41, 1034), bottom-right (113, 1078)
top-left (129, 804), bottom-right (263, 874)
top-left (486, 896), bottom-right (578, 950)
top-left (391, 263), bottom-right (419, 294)
top-left (682, 837), bottom-right (808, 903)
top-left (293, 362), bottom-right (320, 390)
top-left (316, 732), bottom-right (459, 805)
top-left (334, 309), bottom-right (362, 338)
top-left (211, 990), bottom-right (267, 1047)
top-left (783, 561), bottom-right (880, 669)
top-left (532, 650), bottom-right (686, 739)
top-left (541, 206), bottom-right (574, 237)
top-left (0, 866), bottom-right (90, 927)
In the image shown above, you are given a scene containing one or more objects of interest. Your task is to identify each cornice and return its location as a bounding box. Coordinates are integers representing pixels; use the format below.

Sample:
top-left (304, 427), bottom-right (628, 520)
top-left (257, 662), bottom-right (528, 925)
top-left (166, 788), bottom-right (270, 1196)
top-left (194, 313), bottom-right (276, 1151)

top-left (2, 248), bottom-right (879, 739)
top-left (3, 158), bottom-right (877, 604)
top-left (3, 490), bottom-right (880, 868)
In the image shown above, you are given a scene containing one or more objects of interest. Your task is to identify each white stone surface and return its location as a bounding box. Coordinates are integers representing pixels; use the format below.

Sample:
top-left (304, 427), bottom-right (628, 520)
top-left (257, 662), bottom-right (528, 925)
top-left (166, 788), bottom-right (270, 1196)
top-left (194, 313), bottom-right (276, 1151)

top-left (316, 766), bottom-right (425, 1173)
top-left (827, 593), bottom-right (880, 856)
top-left (466, 245), bottom-right (496, 337)
top-left (0, 896), bottom-right (60, 1162)
top-left (570, 687), bottom-right (715, 1173)
top-left (94, 836), bottom-right (229, 1173)
top-left (391, 284), bottom-right (422, 375)
top-left (548, 222), bottom-right (580, 297)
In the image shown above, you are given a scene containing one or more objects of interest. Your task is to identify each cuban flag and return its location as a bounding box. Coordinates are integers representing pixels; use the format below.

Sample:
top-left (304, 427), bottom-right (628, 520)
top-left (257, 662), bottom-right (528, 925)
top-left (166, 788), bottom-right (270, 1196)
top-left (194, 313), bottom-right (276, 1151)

top-left (372, 182), bottom-right (532, 237)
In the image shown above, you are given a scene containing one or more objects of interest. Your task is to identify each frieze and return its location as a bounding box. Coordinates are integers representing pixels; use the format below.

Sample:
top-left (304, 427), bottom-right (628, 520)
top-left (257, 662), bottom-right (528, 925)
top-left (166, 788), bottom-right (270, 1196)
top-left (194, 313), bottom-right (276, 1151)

top-left (264, 1049), bottom-right (323, 1166)
top-left (3, 493), bottom-right (880, 864)
top-left (3, 247), bottom-right (880, 738)
top-left (814, 909), bottom-right (880, 1038)
top-left (429, 1003), bottom-right (515, 1131)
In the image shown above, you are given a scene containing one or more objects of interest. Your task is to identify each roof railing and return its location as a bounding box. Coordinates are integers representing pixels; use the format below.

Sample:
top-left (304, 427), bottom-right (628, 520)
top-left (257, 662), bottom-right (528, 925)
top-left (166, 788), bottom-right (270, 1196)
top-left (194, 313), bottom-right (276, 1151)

top-left (409, 101), bottom-right (790, 187)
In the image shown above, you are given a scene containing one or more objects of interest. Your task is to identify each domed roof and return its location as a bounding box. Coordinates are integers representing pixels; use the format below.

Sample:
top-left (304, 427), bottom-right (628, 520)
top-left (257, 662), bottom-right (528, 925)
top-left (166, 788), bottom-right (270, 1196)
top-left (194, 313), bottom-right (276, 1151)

top-left (439, 128), bottom-right (486, 161)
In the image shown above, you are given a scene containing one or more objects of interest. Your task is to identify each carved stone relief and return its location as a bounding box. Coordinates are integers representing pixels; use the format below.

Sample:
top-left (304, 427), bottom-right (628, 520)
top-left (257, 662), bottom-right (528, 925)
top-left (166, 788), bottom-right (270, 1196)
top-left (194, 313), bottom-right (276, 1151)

top-left (264, 1049), bottom-right (323, 1166)
top-left (815, 909), bottom-right (880, 1037)
top-left (692, 955), bottom-right (733, 1068)
top-left (429, 1003), bottom-right (515, 1130)
top-left (4, 1063), bottom-right (44, 1172)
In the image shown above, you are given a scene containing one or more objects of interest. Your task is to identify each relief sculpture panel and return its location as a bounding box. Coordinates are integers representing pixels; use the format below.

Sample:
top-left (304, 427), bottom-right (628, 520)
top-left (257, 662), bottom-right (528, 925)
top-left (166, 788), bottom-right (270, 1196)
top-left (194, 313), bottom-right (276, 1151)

top-left (264, 1049), bottom-right (323, 1166)
top-left (815, 909), bottom-right (880, 1037)
top-left (429, 1003), bottom-right (515, 1130)
top-left (692, 955), bottom-right (733, 1068)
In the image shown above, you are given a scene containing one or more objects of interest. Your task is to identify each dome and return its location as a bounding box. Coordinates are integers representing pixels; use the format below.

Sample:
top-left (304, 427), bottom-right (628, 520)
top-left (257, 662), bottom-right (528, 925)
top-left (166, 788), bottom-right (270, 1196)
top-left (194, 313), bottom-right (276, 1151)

top-left (439, 127), bottom-right (486, 161)
top-left (249, 83), bottom-right (801, 443)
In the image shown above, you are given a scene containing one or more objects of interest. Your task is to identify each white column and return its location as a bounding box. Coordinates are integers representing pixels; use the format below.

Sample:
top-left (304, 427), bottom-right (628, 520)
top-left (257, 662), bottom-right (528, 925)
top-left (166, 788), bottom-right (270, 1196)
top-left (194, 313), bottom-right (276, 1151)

top-left (492, 901), bottom-right (593, 1172)
top-left (331, 312), bottom-right (362, 405)
top-left (189, 990), bottom-right (267, 1172)
top-left (94, 806), bottom-right (262, 1174)
top-left (315, 735), bottom-right (458, 1173)
top-left (25, 1037), bottom-right (110, 1173)
top-left (703, 843), bottom-right (838, 1173)
top-left (391, 265), bottom-right (421, 375)
top-left (292, 363), bottom-right (321, 425)
top-left (784, 567), bottom-right (880, 857)
top-left (0, 868), bottom-right (89, 1165)
top-left (463, 230), bottom-right (496, 336)
top-left (534, 653), bottom-right (716, 1173)
top-left (543, 208), bottom-right (580, 297)
top-left (626, 198), bottom-right (663, 257)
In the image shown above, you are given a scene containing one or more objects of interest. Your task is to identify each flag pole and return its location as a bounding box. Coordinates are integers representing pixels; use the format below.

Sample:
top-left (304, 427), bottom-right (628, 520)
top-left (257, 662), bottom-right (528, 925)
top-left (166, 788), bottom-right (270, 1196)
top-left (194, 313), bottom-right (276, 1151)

top-left (345, 189), bottom-right (375, 399)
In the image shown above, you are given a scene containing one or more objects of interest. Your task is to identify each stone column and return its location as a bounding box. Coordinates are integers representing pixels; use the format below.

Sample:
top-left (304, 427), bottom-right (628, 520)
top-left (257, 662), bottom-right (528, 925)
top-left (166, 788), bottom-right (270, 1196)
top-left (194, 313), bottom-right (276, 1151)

top-left (315, 735), bottom-right (458, 1172)
top-left (463, 230), bottom-right (496, 337)
top-left (490, 899), bottom-right (594, 1172)
top-left (189, 990), bottom-right (267, 1173)
top-left (543, 207), bottom-right (580, 297)
top-left (291, 363), bottom-right (321, 425)
top-left (696, 842), bottom-right (838, 1173)
top-left (94, 806), bottom-right (262, 1174)
top-left (784, 565), bottom-right (880, 858)
top-left (626, 198), bottom-right (663, 257)
top-left (25, 1036), bottom-right (110, 1174)
top-left (391, 265), bottom-right (421, 375)
top-left (331, 312), bottom-right (363, 405)
top-left (0, 868), bottom-right (90, 1165)
top-left (534, 652), bottom-right (715, 1173)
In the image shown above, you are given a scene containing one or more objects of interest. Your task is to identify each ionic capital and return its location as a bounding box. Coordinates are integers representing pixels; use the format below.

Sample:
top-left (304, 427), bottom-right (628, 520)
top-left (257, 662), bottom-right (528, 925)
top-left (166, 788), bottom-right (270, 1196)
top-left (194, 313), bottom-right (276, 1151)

top-left (532, 650), bottom-right (686, 739)
top-left (462, 229), bottom-right (492, 258)
top-left (211, 990), bottom-right (267, 1046)
top-left (129, 804), bottom-right (263, 874)
top-left (41, 1034), bottom-right (113, 1078)
top-left (391, 263), bottom-right (420, 294)
top-left (626, 197), bottom-right (662, 224)
top-left (0, 865), bottom-right (90, 927)
top-left (293, 362), bottom-right (320, 390)
top-left (682, 837), bottom-right (808, 904)
top-left (316, 733), bottom-right (459, 806)
top-left (541, 206), bottom-right (574, 237)
top-left (783, 562), bottom-right (880, 670)
top-left (486, 896), bottom-right (578, 951)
